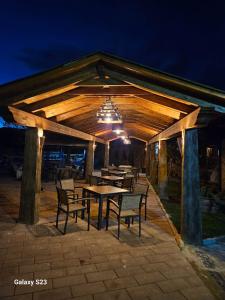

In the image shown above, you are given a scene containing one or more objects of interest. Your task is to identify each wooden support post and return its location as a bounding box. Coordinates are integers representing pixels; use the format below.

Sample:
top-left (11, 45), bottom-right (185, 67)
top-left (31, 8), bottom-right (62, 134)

top-left (85, 140), bottom-right (94, 181)
top-left (19, 128), bottom-right (44, 224)
top-left (145, 144), bottom-right (150, 176)
top-left (221, 139), bottom-right (225, 191)
top-left (181, 128), bottom-right (202, 245)
top-left (104, 142), bottom-right (110, 167)
top-left (149, 144), bottom-right (155, 183)
top-left (158, 140), bottom-right (168, 200)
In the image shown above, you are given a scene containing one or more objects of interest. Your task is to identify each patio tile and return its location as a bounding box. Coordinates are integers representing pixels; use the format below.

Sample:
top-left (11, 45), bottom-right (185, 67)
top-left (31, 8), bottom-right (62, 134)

top-left (15, 279), bottom-right (52, 295)
top-left (156, 278), bottom-right (190, 292)
top-left (33, 287), bottom-right (71, 300)
top-left (19, 263), bottom-right (50, 274)
top-left (93, 289), bottom-right (131, 300)
top-left (127, 283), bottom-right (163, 300)
top-left (1, 294), bottom-right (33, 300)
top-left (114, 266), bottom-right (144, 277)
top-left (86, 270), bottom-right (117, 283)
top-left (134, 271), bottom-right (165, 285)
top-left (0, 284), bottom-right (14, 297)
top-left (181, 286), bottom-right (216, 300)
top-left (104, 276), bottom-right (138, 290)
top-left (150, 291), bottom-right (186, 300)
top-left (34, 268), bottom-right (67, 279)
top-left (53, 274), bottom-right (86, 288)
top-left (71, 282), bottom-right (106, 297)
top-left (67, 264), bottom-right (97, 275)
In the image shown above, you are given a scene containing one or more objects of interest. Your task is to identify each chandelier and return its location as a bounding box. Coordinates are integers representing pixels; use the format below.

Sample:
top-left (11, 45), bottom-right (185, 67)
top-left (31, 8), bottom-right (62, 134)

top-left (96, 97), bottom-right (122, 124)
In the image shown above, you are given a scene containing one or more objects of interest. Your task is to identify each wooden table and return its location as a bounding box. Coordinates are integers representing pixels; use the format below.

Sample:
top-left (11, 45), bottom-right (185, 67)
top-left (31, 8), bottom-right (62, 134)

top-left (94, 175), bottom-right (124, 186)
top-left (108, 170), bottom-right (127, 176)
top-left (83, 185), bottom-right (128, 230)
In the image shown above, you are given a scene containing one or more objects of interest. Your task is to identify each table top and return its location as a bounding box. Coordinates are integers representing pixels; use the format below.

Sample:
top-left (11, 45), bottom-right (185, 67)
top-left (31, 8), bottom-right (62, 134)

top-left (97, 175), bottom-right (124, 181)
top-left (83, 185), bottom-right (128, 195)
top-left (108, 170), bottom-right (127, 175)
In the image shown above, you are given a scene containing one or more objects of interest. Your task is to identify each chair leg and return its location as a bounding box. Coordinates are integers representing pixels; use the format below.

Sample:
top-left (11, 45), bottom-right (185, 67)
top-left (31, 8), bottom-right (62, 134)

top-left (128, 217), bottom-right (130, 228)
top-left (64, 213), bottom-right (69, 234)
top-left (139, 211), bottom-right (141, 237)
top-left (145, 201), bottom-right (147, 220)
top-left (118, 216), bottom-right (121, 239)
top-left (106, 201), bottom-right (110, 230)
top-left (75, 212), bottom-right (78, 223)
top-left (56, 208), bottom-right (60, 228)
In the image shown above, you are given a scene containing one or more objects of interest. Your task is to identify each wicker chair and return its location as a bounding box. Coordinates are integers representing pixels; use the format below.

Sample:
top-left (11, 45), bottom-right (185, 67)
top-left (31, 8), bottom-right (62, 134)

top-left (106, 193), bottom-right (143, 239)
top-left (58, 178), bottom-right (83, 199)
top-left (133, 183), bottom-right (149, 220)
top-left (56, 187), bottom-right (92, 234)
top-left (115, 176), bottom-right (134, 192)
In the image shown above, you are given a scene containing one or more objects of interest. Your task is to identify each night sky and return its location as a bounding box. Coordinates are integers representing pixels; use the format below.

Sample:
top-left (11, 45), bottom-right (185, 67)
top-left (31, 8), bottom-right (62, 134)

top-left (1, 0), bottom-right (225, 90)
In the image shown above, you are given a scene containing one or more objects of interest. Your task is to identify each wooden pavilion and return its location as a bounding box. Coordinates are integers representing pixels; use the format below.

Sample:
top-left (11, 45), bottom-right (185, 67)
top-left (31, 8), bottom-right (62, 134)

top-left (1, 52), bottom-right (225, 244)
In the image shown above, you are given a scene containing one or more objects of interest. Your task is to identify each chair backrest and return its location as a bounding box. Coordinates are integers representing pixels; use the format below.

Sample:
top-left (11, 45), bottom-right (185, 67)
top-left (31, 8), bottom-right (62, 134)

top-left (108, 165), bottom-right (117, 170)
top-left (60, 178), bottom-right (74, 190)
top-left (134, 183), bottom-right (149, 197)
top-left (122, 177), bottom-right (133, 190)
top-left (56, 187), bottom-right (68, 206)
top-left (119, 193), bottom-right (142, 211)
top-left (89, 175), bottom-right (98, 186)
top-left (101, 170), bottom-right (109, 176)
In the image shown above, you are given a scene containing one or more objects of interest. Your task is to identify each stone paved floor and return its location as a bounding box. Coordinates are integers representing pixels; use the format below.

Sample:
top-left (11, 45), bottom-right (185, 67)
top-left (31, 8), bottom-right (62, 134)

top-left (0, 176), bottom-right (217, 300)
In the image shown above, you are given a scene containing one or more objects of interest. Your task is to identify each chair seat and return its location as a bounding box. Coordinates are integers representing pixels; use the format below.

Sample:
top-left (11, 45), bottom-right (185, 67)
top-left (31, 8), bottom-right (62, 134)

top-left (61, 203), bottom-right (86, 212)
top-left (111, 207), bottom-right (138, 217)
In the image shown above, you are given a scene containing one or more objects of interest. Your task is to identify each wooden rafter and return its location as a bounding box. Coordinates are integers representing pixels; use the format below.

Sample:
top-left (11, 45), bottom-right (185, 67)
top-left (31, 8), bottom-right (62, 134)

top-left (7, 106), bottom-right (105, 144)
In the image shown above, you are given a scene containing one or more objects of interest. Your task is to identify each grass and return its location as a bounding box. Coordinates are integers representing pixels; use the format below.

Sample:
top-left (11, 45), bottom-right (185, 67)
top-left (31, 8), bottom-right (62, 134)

top-left (161, 200), bottom-right (225, 239)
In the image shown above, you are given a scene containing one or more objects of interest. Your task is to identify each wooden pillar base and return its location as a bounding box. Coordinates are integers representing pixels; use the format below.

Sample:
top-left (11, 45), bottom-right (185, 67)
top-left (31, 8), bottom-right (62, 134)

top-left (19, 128), bottom-right (44, 224)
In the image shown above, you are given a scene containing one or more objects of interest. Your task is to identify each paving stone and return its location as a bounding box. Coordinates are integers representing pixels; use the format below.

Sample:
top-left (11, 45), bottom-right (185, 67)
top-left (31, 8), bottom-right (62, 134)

top-left (142, 262), bottom-right (170, 273)
top-left (127, 283), bottom-right (162, 300)
top-left (67, 264), bottom-right (97, 275)
top-left (33, 287), bottom-right (71, 300)
top-left (51, 259), bottom-right (80, 269)
top-left (181, 286), bottom-right (216, 300)
top-left (161, 266), bottom-right (195, 279)
top-left (34, 268), bottom-right (67, 279)
top-left (150, 291), bottom-right (186, 300)
top-left (15, 279), bottom-right (52, 295)
top-left (71, 281), bottom-right (106, 297)
top-left (2, 294), bottom-right (33, 300)
top-left (19, 263), bottom-right (50, 274)
top-left (134, 271), bottom-right (165, 285)
top-left (0, 284), bottom-right (14, 297)
top-left (104, 276), bottom-right (137, 290)
top-left (86, 270), bottom-right (117, 283)
top-left (53, 274), bottom-right (86, 288)
top-left (70, 296), bottom-right (93, 300)
top-left (93, 289), bottom-right (131, 300)
top-left (114, 266), bottom-right (144, 277)
top-left (157, 278), bottom-right (190, 292)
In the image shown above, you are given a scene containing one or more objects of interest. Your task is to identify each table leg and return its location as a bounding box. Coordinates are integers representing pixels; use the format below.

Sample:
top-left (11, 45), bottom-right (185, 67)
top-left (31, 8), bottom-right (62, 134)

top-left (98, 194), bottom-right (103, 230)
top-left (81, 189), bottom-right (86, 219)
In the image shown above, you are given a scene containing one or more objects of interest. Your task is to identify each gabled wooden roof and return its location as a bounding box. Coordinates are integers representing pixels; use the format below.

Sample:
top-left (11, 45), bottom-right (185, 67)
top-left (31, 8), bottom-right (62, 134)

top-left (1, 52), bottom-right (225, 143)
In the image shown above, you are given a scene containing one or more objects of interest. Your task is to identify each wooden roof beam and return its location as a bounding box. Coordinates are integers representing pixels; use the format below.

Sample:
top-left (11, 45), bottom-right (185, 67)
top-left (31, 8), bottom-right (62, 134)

top-left (7, 106), bottom-right (105, 144)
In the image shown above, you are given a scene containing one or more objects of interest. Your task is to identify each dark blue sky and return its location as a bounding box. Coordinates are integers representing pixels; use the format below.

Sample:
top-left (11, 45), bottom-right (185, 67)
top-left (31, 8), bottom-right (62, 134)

top-left (1, 0), bottom-right (225, 90)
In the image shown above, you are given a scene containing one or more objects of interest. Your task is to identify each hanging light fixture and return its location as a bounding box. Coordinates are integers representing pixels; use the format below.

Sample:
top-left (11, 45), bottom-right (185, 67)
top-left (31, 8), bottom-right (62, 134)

top-left (112, 123), bottom-right (124, 135)
top-left (123, 138), bottom-right (131, 144)
top-left (96, 97), bottom-right (122, 124)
